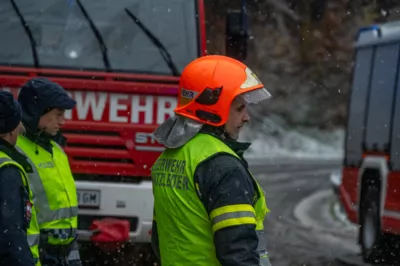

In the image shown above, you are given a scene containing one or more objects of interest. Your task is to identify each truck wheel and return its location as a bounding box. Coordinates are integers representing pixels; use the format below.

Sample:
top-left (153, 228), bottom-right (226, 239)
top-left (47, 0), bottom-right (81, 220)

top-left (359, 185), bottom-right (393, 263)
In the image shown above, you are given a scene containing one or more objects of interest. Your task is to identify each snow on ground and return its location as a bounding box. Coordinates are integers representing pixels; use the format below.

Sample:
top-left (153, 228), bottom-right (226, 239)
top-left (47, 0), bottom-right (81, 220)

top-left (240, 115), bottom-right (344, 160)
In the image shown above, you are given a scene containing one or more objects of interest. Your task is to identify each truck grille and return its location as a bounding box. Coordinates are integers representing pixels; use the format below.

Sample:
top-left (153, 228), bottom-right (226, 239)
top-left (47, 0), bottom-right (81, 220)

top-left (63, 129), bottom-right (133, 164)
top-left (61, 123), bottom-right (157, 181)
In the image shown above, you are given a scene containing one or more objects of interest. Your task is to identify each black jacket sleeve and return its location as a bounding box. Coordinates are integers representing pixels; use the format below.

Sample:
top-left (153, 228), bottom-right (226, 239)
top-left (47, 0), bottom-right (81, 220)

top-left (151, 219), bottom-right (161, 260)
top-left (0, 166), bottom-right (35, 266)
top-left (195, 154), bottom-right (259, 266)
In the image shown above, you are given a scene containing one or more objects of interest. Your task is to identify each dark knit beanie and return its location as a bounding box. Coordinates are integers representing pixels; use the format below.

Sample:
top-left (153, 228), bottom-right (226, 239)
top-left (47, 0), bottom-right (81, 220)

top-left (0, 91), bottom-right (22, 134)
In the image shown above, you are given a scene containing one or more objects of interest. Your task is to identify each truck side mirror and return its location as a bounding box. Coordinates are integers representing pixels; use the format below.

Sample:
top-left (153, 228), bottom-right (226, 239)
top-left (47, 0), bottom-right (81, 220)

top-left (225, 9), bottom-right (248, 61)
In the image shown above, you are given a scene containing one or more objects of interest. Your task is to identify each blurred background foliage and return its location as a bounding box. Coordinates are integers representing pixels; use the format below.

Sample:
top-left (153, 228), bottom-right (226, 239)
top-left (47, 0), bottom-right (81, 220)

top-left (204, 0), bottom-right (400, 130)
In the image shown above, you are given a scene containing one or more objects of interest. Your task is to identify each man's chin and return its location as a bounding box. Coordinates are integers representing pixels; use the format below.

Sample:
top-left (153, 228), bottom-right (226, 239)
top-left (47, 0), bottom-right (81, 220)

top-left (229, 133), bottom-right (239, 141)
top-left (46, 130), bottom-right (59, 137)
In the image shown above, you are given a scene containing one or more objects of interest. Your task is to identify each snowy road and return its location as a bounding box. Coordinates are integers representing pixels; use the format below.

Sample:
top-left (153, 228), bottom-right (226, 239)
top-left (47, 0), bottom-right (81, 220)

top-left (250, 161), bottom-right (367, 266)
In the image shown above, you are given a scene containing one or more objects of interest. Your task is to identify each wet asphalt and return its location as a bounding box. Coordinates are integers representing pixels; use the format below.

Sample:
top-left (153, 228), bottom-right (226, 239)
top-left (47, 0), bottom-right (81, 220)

top-left (251, 162), bottom-right (370, 266)
top-left (81, 160), bottom-right (379, 266)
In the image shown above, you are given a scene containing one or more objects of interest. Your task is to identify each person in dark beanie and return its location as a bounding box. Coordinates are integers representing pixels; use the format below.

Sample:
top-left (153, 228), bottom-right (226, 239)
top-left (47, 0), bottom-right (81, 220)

top-left (15, 77), bottom-right (81, 266)
top-left (0, 91), bottom-right (38, 266)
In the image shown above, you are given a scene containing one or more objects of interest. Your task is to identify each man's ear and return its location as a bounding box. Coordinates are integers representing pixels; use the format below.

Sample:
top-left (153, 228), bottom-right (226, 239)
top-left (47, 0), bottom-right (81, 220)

top-left (18, 124), bottom-right (26, 136)
top-left (10, 126), bottom-right (19, 137)
top-left (37, 114), bottom-right (46, 130)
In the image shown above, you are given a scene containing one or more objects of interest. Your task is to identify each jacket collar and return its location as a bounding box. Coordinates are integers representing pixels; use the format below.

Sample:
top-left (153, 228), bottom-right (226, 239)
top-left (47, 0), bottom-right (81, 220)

top-left (0, 138), bottom-right (33, 173)
top-left (200, 125), bottom-right (251, 163)
top-left (24, 126), bottom-right (54, 155)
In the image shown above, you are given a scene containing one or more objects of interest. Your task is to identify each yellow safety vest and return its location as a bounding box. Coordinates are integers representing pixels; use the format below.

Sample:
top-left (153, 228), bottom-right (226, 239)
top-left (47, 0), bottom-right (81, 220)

top-left (0, 151), bottom-right (41, 266)
top-left (16, 135), bottom-right (78, 246)
top-left (151, 133), bottom-right (270, 266)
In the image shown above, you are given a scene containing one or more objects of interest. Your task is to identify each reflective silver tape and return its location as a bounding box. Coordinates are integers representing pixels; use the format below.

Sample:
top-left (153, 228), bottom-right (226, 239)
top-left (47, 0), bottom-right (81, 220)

top-left (257, 230), bottom-right (272, 266)
top-left (27, 233), bottom-right (40, 247)
top-left (67, 250), bottom-right (80, 261)
top-left (259, 253), bottom-right (272, 266)
top-left (211, 211), bottom-right (256, 225)
top-left (256, 229), bottom-right (267, 253)
top-left (0, 157), bottom-right (11, 165)
top-left (16, 146), bottom-right (78, 224)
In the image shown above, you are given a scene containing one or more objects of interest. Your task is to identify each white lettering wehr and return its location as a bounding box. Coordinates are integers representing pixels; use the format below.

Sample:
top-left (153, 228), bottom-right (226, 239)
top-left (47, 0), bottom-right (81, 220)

top-left (1, 88), bottom-right (177, 125)
top-left (63, 91), bottom-right (177, 125)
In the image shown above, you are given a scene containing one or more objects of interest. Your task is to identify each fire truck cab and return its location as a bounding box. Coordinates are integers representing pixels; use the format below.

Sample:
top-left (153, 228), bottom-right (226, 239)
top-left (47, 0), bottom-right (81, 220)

top-left (0, 0), bottom-right (249, 263)
top-left (341, 20), bottom-right (400, 263)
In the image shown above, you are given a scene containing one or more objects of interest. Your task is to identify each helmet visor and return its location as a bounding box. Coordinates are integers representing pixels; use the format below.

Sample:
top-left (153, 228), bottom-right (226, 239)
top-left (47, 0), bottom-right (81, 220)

top-left (239, 67), bottom-right (272, 104)
top-left (241, 87), bottom-right (272, 104)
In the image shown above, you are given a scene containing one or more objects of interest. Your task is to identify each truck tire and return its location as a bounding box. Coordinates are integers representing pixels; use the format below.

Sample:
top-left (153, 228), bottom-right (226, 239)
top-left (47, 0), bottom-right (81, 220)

top-left (359, 185), bottom-right (393, 263)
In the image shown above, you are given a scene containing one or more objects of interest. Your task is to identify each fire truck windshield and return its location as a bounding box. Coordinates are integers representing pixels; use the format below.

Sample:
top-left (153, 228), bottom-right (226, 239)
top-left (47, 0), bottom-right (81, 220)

top-left (0, 0), bottom-right (199, 75)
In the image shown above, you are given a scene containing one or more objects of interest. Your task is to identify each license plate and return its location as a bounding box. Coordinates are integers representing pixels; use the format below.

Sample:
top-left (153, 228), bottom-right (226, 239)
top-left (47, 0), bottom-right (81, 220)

top-left (77, 189), bottom-right (100, 208)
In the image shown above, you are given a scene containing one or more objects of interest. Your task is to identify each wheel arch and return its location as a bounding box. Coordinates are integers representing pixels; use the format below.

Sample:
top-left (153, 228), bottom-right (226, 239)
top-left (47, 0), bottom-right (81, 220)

top-left (357, 156), bottom-right (389, 223)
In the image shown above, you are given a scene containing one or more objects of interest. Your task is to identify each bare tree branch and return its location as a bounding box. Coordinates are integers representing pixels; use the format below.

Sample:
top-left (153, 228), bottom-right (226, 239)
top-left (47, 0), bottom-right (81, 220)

top-left (274, 12), bottom-right (291, 37)
top-left (265, 0), bottom-right (300, 21)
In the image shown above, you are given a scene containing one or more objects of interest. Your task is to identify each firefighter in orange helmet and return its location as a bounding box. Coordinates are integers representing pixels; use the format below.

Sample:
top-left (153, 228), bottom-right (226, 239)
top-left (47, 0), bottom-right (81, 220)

top-left (151, 55), bottom-right (272, 266)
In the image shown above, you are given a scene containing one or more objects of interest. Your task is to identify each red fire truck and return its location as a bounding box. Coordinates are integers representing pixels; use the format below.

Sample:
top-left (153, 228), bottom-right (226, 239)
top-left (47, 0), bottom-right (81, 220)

top-left (340, 20), bottom-right (400, 263)
top-left (0, 0), bottom-right (248, 264)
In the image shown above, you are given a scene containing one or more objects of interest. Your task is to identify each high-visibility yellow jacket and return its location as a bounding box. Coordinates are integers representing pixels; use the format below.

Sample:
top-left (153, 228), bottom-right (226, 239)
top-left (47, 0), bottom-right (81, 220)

top-left (151, 133), bottom-right (270, 266)
top-left (0, 151), bottom-right (41, 266)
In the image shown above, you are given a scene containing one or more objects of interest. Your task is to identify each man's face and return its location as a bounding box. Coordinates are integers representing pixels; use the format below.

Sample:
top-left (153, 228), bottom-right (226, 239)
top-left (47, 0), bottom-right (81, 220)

top-left (224, 96), bottom-right (250, 140)
top-left (38, 108), bottom-right (66, 136)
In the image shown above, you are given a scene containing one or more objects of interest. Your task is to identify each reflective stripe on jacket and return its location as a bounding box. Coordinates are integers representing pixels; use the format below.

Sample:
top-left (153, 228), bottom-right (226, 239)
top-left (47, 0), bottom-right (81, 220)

top-left (16, 135), bottom-right (78, 246)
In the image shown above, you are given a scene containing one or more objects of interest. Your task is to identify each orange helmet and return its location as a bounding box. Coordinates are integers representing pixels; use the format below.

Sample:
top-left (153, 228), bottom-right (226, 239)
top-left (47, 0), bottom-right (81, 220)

top-left (174, 55), bottom-right (271, 127)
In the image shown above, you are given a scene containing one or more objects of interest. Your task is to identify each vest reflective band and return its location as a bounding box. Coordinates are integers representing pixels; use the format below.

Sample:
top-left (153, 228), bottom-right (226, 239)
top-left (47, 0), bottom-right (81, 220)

top-left (16, 136), bottom-right (78, 245)
top-left (0, 152), bottom-right (41, 266)
top-left (151, 133), bottom-right (270, 266)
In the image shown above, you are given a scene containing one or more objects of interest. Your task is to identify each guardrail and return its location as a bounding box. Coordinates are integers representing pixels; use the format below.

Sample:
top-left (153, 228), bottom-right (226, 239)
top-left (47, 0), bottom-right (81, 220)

top-left (247, 157), bottom-right (341, 173)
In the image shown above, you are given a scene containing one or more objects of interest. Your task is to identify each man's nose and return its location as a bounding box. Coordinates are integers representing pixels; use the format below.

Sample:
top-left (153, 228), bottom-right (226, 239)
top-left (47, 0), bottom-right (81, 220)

top-left (59, 117), bottom-right (65, 126)
top-left (243, 110), bottom-right (250, 122)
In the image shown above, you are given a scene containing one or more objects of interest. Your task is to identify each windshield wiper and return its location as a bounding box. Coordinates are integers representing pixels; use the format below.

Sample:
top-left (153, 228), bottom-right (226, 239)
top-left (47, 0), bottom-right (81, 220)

top-left (124, 8), bottom-right (180, 76)
top-left (9, 0), bottom-right (39, 68)
top-left (76, 0), bottom-right (111, 72)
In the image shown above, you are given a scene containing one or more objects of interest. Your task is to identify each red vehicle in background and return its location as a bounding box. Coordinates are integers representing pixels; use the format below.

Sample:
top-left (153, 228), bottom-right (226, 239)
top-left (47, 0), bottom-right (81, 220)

top-left (0, 0), bottom-right (248, 264)
top-left (341, 21), bottom-right (400, 264)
